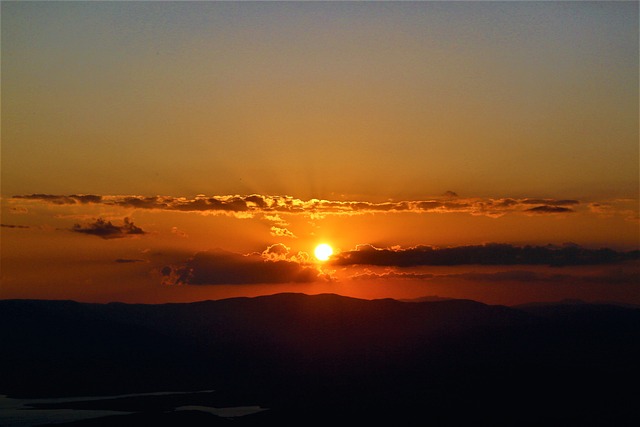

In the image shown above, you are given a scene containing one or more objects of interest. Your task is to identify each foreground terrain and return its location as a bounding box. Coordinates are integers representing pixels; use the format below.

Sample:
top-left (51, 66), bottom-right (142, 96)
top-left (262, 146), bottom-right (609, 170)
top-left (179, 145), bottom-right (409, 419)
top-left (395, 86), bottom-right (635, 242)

top-left (1, 293), bottom-right (639, 425)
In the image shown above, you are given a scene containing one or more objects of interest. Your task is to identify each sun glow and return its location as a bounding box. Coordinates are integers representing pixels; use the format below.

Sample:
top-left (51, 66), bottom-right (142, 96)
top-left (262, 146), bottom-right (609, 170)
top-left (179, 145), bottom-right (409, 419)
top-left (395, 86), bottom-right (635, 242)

top-left (314, 244), bottom-right (333, 261)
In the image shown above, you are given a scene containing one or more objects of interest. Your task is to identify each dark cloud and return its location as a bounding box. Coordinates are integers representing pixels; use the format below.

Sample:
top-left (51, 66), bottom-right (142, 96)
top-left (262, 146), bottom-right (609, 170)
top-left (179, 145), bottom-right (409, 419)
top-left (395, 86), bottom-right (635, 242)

top-left (115, 258), bottom-right (146, 263)
top-left (71, 218), bottom-right (145, 239)
top-left (12, 193), bottom-right (589, 218)
top-left (161, 249), bottom-right (329, 286)
top-left (70, 194), bottom-right (103, 204)
top-left (525, 205), bottom-right (574, 214)
top-left (13, 194), bottom-right (102, 205)
top-left (332, 244), bottom-right (639, 267)
top-left (1, 224), bottom-right (30, 229)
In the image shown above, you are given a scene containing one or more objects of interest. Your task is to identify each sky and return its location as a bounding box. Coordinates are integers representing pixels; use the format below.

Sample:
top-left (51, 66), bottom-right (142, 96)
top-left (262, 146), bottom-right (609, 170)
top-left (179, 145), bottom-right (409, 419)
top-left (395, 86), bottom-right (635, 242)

top-left (1, 1), bottom-right (638, 305)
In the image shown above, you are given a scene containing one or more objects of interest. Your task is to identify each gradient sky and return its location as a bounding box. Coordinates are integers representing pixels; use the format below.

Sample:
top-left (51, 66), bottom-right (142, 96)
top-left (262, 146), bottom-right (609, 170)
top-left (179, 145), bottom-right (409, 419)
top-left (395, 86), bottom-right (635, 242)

top-left (1, 1), bottom-right (638, 305)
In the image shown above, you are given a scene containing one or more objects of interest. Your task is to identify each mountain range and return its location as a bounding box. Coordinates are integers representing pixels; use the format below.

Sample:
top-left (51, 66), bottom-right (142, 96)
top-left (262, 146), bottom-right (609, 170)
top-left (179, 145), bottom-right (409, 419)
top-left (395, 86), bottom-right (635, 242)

top-left (1, 293), bottom-right (639, 425)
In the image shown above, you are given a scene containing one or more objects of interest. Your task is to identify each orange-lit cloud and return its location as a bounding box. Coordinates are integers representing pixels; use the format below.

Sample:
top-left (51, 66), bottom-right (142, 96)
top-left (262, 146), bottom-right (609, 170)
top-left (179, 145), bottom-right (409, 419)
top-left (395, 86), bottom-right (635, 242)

top-left (261, 243), bottom-right (311, 264)
top-left (270, 226), bottom-right (297, 238)
top-left (12, 193), bottom-right (585, 218)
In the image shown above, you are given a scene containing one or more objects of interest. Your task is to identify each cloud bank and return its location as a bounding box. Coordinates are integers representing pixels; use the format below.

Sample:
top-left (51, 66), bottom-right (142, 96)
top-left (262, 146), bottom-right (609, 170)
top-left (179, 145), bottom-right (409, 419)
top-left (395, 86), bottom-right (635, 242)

top-left (352, 267), bottom-right (639, 285)
top-left (332, 243), bottom-right (639, 267)
top-left (13, 193), bottom-right (585, 218)
top-left (161, 247), bottom-right (328, 286)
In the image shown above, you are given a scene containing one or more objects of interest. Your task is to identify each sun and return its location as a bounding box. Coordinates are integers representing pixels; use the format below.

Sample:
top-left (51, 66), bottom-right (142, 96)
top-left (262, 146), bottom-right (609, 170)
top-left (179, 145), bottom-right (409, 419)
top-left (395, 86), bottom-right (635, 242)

top-left (314, 243), bottom-right (334, 261)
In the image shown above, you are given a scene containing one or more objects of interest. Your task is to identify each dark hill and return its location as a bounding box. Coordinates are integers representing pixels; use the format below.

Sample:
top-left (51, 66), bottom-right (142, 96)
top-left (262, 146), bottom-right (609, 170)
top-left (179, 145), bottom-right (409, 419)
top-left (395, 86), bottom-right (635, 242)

top-left (1, 293), bottom-right (639, 425)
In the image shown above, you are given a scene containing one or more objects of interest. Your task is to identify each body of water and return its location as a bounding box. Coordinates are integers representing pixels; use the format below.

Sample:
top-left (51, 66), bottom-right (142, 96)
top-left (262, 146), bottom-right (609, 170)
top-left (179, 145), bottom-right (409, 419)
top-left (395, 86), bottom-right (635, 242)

top-left (0, 390), bottom-right (265, 427)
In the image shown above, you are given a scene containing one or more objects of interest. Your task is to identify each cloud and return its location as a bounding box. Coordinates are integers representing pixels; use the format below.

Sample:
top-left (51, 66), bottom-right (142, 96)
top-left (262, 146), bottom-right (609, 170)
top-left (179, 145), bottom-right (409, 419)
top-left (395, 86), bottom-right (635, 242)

top-left (520, 199), bottom-right (580, 206)
top-left (351, 270), bottom-right (436, 280)
top-left (589, 200), bottom-right (639, 222)
top-left (171, 226), bottom-right (189, 238)
top-left (350, 269), bottom-right (561, 282)
top-left (270, 226), bottom-right (297, 238)
top-left (13, 194), bottom-right (102, 204)
top-left (261, 243), bottom-right (291, 261)
top-left (161, 248), bottom-right (329, 286)
top-left (525, 205), bottom-right (573, 214)
top-left (12, 193), bottom-right (588, 218)
top-left (1, 224), bottom-right (30, 229)
top-left (115, 258), bottom-right (146, 263)
top-left (71, 217), bottom-right (145, 239)
top-left (332, 244), bottom-right (639, 267)
top-left (350, 267), bottom-right (640, 286)
top-left (260, 243), bottom-right (311, 263)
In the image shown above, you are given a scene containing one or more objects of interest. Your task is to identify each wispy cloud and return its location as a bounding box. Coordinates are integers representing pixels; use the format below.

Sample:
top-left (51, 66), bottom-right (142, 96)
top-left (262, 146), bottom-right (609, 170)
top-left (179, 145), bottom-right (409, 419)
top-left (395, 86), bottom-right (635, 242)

top-left (1, 223), bottom-right (30, 229)
top-left (115, 258), bottom-right (146, 263)
top-left (351, 270), bottom-right (436, 280)
top-left (589, 199), bottom-right (639, 222)
top-left (270, 226), bottom-right (297, 238)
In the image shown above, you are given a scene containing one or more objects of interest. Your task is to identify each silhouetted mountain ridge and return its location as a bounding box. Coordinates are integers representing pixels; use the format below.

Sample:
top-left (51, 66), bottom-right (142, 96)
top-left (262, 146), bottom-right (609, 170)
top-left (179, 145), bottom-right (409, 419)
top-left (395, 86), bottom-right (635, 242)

top-left (1, 293), bottom-right (639, 425)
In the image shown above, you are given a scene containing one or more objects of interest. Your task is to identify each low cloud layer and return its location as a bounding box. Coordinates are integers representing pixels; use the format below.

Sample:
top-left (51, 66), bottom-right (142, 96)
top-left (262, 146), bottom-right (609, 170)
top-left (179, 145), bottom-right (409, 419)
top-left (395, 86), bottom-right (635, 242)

top-left (71, 218), bottom-right (145, 239)
top-left (1, 224), bottom-right (30, 229)
top-left (13, 193), bottom-right (587, 218)
top-left (332, 243), bottom-right (639, 267)
top-left (352, 267), bottom-right (639, 285)
top-left (161, 247), bottom-right (329, 286)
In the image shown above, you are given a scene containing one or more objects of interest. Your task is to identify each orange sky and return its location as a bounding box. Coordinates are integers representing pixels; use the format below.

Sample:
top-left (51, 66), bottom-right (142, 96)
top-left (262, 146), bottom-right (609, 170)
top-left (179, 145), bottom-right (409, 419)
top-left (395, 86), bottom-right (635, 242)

top-left (1, 2), bottom-right (638, 305)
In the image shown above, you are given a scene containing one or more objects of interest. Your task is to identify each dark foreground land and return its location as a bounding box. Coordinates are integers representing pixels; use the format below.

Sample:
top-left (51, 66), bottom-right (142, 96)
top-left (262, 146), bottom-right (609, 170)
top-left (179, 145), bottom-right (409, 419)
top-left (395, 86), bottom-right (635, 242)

top-left (1, 293), bottom-right (639, 425)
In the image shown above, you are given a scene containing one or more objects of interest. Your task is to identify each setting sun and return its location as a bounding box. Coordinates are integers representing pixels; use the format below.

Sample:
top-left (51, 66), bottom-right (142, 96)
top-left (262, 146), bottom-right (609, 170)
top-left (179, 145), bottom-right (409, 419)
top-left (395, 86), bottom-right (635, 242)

top-left (314, 244), bottom-right (334, 261)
